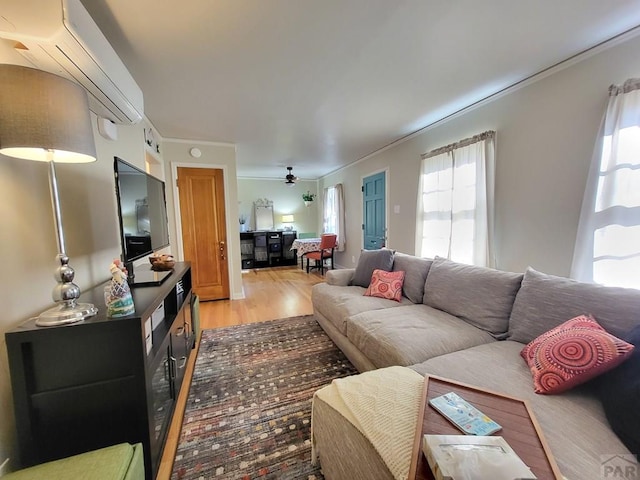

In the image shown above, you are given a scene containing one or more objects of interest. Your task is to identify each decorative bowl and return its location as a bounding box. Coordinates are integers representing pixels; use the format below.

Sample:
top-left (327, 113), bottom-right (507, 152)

top-left (149, 254), bottom-right (176, 271)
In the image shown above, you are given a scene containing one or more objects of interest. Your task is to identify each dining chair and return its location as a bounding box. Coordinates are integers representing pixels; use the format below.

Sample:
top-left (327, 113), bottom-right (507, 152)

top-left (306, 233), bottom-right (337, 275)
top-left (296, 232), bottom-right (318, 269)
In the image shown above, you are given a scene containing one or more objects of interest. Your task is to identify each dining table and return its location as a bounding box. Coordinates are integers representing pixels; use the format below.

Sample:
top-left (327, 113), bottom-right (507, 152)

top-left (290, 237), bottom-right (322, 269)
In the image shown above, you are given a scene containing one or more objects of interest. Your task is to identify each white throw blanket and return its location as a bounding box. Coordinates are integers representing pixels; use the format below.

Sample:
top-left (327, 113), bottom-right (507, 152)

top-left (312, 366), bottom-right (424, 480)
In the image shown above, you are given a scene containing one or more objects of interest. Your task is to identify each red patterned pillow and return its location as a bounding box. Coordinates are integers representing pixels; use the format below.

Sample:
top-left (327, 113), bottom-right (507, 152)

top-left (364, 269), bottom-right (405, 302)
top-left (521, 314), bottom-right (634, 394)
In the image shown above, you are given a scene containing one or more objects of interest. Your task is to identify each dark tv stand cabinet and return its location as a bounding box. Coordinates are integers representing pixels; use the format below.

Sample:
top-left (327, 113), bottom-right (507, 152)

top-left (5, 262), bottom-right (196, 480)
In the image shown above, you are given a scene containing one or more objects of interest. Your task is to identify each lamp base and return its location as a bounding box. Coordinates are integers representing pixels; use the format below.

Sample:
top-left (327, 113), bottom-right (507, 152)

top-left (35, 302), bottom-right (98, 327)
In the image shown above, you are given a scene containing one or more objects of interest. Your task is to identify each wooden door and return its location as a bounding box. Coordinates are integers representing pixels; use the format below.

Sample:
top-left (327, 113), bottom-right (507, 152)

top-left (177, 167), bottom-right (230, 300)
top-left (363, 171), bottom-right (386, 250)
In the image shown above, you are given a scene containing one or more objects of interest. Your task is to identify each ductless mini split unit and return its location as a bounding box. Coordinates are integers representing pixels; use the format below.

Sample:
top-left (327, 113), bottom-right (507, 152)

top-left (0, 0), bottom-right (143, 125)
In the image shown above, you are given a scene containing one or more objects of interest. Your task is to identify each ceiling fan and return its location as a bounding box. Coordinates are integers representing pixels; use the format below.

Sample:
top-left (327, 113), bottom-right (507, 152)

top-left (284, 166), bottom-right (298, 186)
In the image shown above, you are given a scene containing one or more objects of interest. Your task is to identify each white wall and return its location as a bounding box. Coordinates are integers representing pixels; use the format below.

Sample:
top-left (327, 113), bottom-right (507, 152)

top-left (321, 33), bottom-right (640, 275)
top-left (237, 178), bottom-right (320, 235)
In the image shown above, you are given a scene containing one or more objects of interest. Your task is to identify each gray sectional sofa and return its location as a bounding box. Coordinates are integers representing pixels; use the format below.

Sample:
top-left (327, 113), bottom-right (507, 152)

top-left (311, 252), bottom-right (640, 480)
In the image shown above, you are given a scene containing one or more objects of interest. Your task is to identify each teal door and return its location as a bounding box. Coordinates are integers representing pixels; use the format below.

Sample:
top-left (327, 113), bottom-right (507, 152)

top-left (363, 172), bottom-right (386, 250)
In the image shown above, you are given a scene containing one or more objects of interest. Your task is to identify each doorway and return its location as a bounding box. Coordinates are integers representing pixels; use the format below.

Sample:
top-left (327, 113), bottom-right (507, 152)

top-left (362, 171), bottom-right (386, 250)
top-left (176, 166), bottom-right (230, 300)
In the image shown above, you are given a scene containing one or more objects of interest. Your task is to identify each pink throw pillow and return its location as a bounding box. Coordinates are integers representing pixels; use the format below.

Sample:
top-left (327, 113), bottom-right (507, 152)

top-left (364, 269), bottom-right (405, 302)
top-left (521, 314), bottom-right (634, 394)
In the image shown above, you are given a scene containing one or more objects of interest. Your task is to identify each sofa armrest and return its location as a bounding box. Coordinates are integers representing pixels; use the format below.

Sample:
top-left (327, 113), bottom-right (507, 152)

top-left (326, 268), bottom-right (355, 286)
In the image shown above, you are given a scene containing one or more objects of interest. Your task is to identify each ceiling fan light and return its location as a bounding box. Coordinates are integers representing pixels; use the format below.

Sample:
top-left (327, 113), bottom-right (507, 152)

top-left (284, 166), bottom-right (298, 185)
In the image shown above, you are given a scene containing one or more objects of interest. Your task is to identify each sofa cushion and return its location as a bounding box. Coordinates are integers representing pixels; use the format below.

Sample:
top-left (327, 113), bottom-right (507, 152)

top-left (521, 314), bottom-right (634, 394)
top-left (508, 267), bottom-right (640, 344)
top-left (391, 253), bottom-right (432, 304)
top-left (364, 269), bottom-right (405, 302)
top-left (311, 283), bottom-right (410, 336)
top-left (422, 257), bottom-right (523, 338)
top-left (410, 341), bottom-right (635, 480)
top-left (353, 249), bottom-right (395, 288)
top-left (594, 324), bottom-right (640, 456)
top-left (346, 304), bottom-right (495, 368)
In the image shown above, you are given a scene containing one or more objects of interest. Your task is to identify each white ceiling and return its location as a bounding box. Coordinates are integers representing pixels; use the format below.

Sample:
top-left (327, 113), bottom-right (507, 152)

top-left (80, 0), bottom-right (640, 180)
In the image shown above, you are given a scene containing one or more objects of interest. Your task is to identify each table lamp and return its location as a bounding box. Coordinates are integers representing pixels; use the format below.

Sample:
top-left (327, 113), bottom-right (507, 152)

top-left (282, 214), bottom-right (294, 231)
top-left (0, 64), bottom-right (98, 326)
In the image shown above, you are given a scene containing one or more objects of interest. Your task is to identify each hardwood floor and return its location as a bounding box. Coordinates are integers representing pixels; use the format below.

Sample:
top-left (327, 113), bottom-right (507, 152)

top-left (156, 266), bottom-right (325, 480)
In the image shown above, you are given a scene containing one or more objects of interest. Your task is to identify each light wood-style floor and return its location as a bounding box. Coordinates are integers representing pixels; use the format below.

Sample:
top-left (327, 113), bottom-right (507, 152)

top-left (157, 266), bottom-right (325, 480)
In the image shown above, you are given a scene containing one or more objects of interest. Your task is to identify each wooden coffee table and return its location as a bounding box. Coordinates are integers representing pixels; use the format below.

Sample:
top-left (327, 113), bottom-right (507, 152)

top-left (408, 375), bottom-right (563, 480)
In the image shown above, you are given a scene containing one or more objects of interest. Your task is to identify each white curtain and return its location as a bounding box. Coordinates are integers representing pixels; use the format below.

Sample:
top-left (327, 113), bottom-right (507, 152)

top-left (336, 183), bottom-right (346, 251)
top-left (416, 131), bottom-right (495, 267)
top-left (571, 78), bottom-right (640, 288)
top-left (323, 184), bottom-right (346, 251)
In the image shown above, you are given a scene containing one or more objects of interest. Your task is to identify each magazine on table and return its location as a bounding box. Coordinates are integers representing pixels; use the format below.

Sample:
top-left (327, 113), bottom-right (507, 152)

top-left (429, 391), bottom-right (501, 436)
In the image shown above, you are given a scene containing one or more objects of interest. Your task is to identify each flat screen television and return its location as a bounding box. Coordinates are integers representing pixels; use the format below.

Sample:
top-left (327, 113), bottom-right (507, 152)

top-left (113, 156), bottom-right (171, 286)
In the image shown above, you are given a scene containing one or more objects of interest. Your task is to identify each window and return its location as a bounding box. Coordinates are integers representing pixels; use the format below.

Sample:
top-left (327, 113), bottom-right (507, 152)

top-left (323, 186), bottom-right (337, 234)
top-left (572, 79), bottom-right (640, 288)
top-left (322, 184), bottom-right (345, 251)
top-left (416, 131), bottom-right (495, 266)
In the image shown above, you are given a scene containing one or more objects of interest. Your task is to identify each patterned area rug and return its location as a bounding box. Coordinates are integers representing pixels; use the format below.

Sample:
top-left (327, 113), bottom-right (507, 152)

top-left (172, 315), bottom-right (357, 480)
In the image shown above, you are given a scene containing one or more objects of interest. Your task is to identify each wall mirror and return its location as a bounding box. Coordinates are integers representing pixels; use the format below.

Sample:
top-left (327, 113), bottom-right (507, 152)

top-left (254, 198), bottom-right (274, 230)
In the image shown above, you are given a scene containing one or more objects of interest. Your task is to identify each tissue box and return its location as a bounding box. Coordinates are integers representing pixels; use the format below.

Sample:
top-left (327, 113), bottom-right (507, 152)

top-left (423, 434), bottom-right (536, 480)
